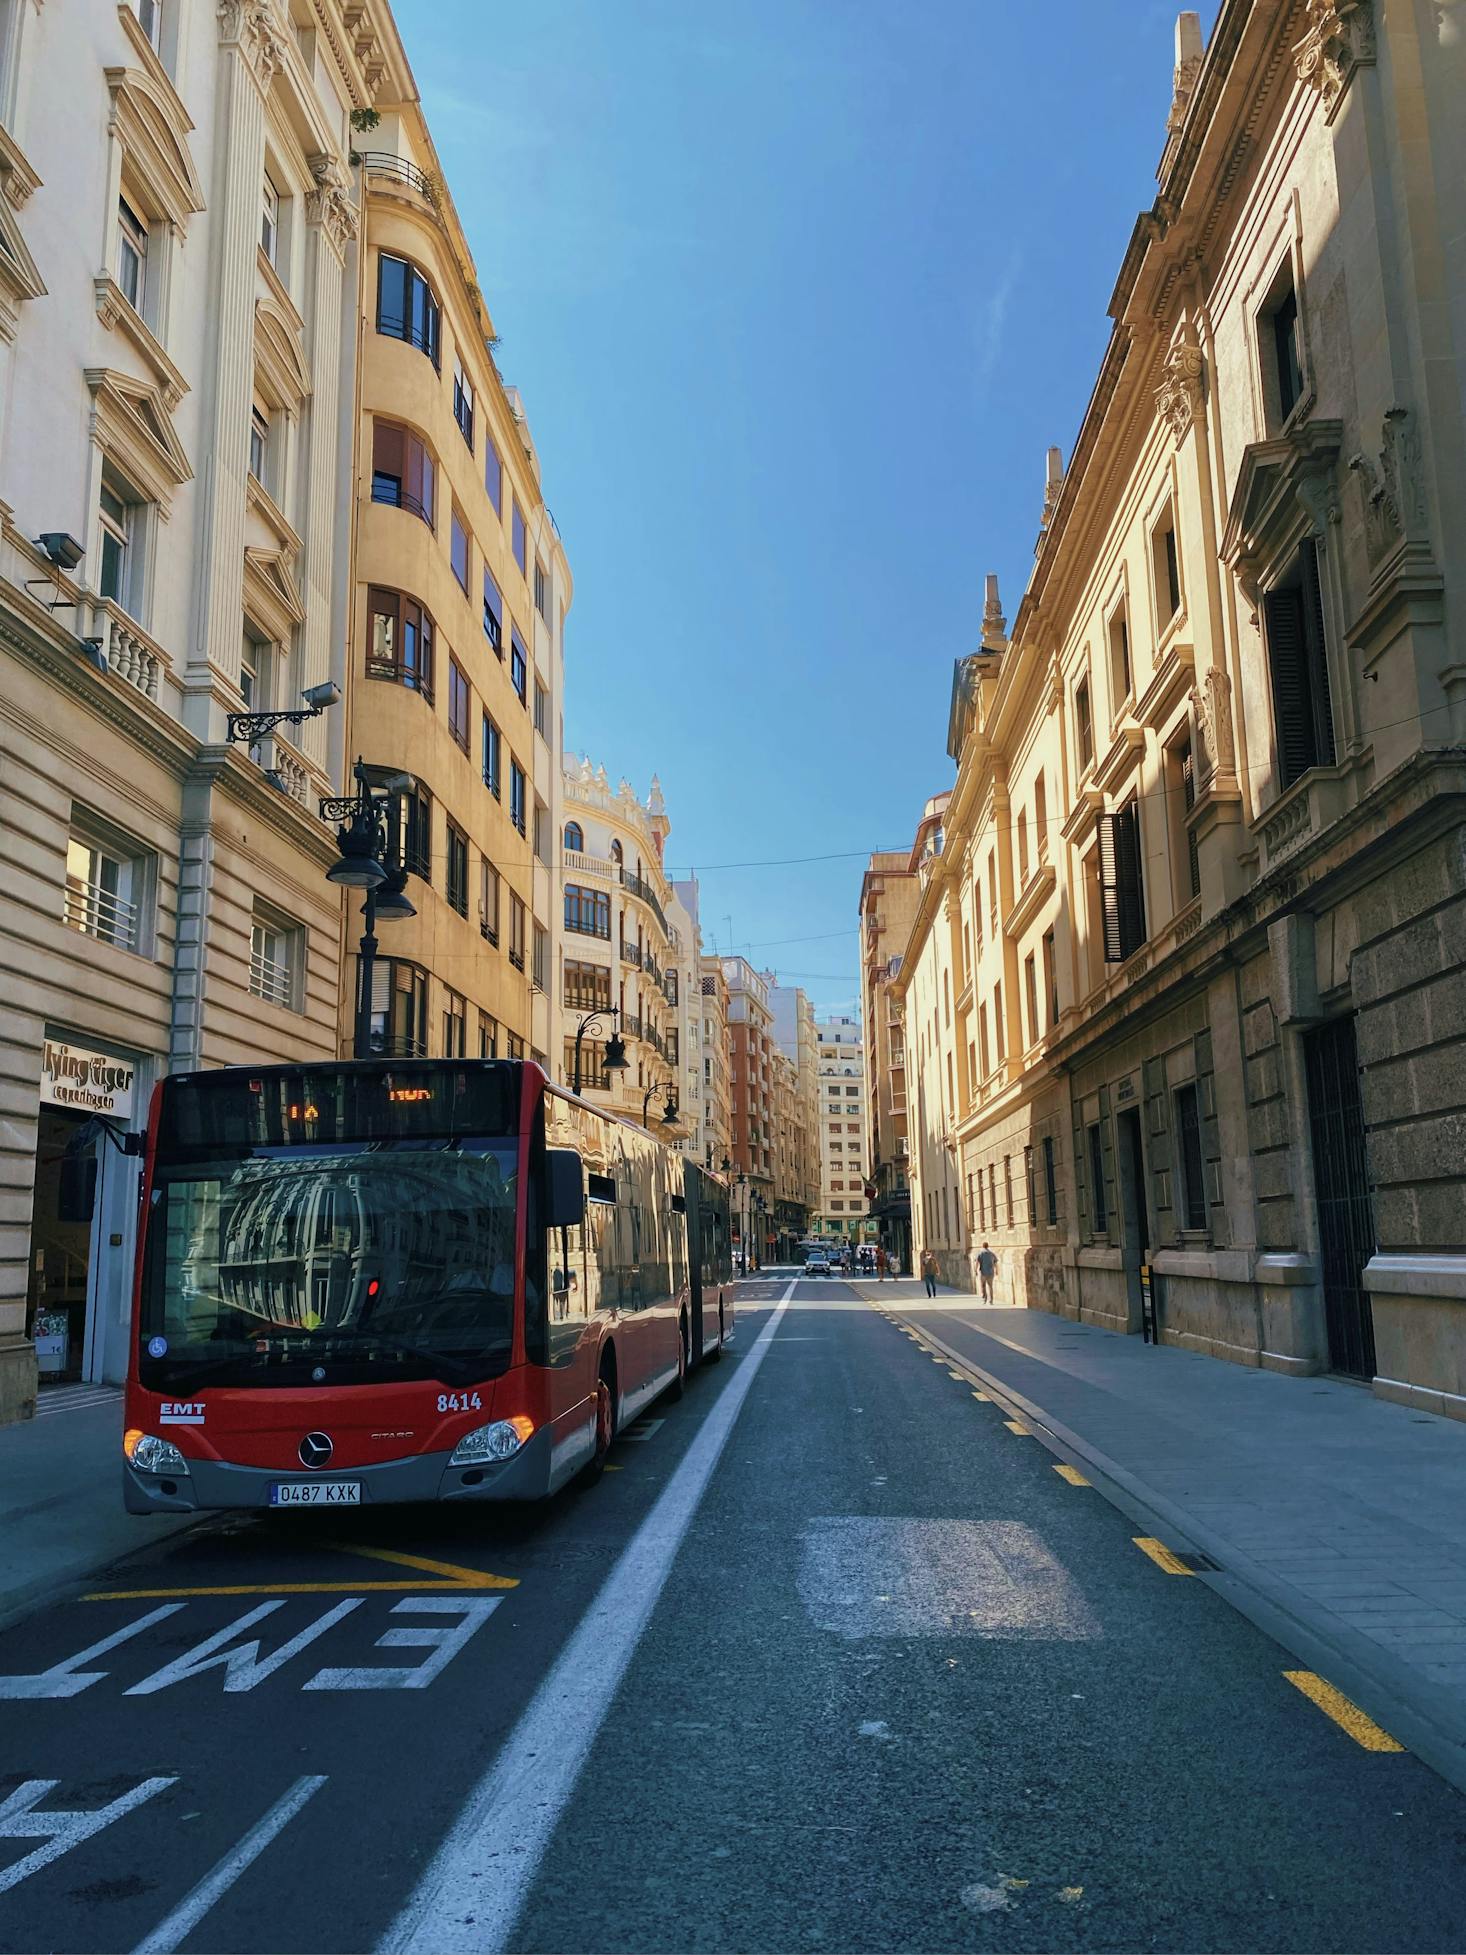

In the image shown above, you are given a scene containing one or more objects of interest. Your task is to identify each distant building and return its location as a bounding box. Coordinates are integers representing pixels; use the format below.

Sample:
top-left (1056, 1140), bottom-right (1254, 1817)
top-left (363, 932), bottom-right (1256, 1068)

top-left (815, 1016), bottom-right (870, 1243)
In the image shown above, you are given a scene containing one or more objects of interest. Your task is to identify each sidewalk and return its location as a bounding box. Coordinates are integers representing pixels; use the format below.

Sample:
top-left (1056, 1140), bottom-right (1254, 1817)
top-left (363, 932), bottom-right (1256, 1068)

top-left (0, 1385), bottom-right (198, 1631)
top-left (854, 1278), bottom-right (1466, 1793)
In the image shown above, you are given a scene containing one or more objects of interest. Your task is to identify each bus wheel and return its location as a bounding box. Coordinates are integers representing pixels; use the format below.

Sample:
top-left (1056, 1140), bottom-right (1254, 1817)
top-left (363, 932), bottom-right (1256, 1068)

top-left (665, 1314), bottom-right (688, 1401)
top-left (707, 1304), bottom-right (725, 1363)
top-left (577, 1363), bottom-right (616, 1488)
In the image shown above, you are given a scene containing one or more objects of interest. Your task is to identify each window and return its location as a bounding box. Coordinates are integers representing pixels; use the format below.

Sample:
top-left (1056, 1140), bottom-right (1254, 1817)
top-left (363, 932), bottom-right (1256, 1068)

top-left (1024, 952), bottom-right (1039, 1047)
top-left (533, 799), bottom-right (549, 864)
top-left (376, 254), bottom-right (440, 368)
top-left (534, 560), bottom-right (548, 618)
top-left (1108, 600), bottom-right (1132, 714)
top-left (1075, 674), bottom-right (1094, 771)
top-left (1176, 1083), bottom-right (1207, 1231)
top-left (97, 470), bottom-right (145, 618)
top-left (511, 500), bottom-right (527, 576)
top-left (532, 924), bottom-right (548, 991)
top-left (1153, 503), bottom-right (1181, 625)
top-left (136, 0), bottom-right (163, 49)
top-left (564, 820), bottom-right (584, 853)
top-left (1087, 1122), bottom-right (1108, 1234)
top-left (117, 196), bottom-right (147, 311)
top-left (1017, 808), bottom-right (1029, 886)
top-left (249, 907), bottom-right (299, 1009)
top-left (479, 1011), bottom-right (499, 1059)
top-left (442, 987), bottom-right (467, 1058)
top-left (978, 1001), bottom-right (990, 1079)
top-left (65, 821), bottom-right (144, 951)
top-left (483, 570), bottom-right (503, 652)
top-left (565, 959), bottom-right (612, 1011)
top-left (1097, 801), bottom-right (1146, 962)
top-left (1043, 1136), bottom-right (1059, 1224)
top-left (1024, 1145), bottom-right (1036, 1225)
top-left (988, 1163), bottom-right (997, 1229)
top-left (1004, 1155), bottom-right (1013, 1227)
top-left (1035, 773), bottom-right (1048, 862)
top-left (480, 859), bottom-right (500, 944)
top-left (509, 759), bottom-right (526, 836)
top-left (371, 421), bottom-right (435, 528)
top-left (240, 628), bottom-right (274, 714)
top-left (445, 822), bottom-right (468, 916)
top-left (1171, 737), bottom-right (1200, 901)
top-left (994, 980), bottom-right (1005, 1064)
top-left (260, 174), bottom-right (279, 264)
top-left (484, 434), bottom-right (502, 514)
top-left (666, 968), bottom-right (679, 1006)
top-left (370, 960), bottom-right (428, 1057)
top-left (610, 839), bottom-right (623, 866)
top-left (481, 713), bottom-right (501, 796)
top-left (1270, 280), bottom-right (1303, 423)
top-left (387, 782), bottom-right (432, 881)
top-left (509, 892), bottom-right (526, 971)
top-left (1264, 539), bottom-right (1336, 790)
top-left (505, 1032), bottom-right (525, 1061)
top-left (977, 1167), bottom-right (986, 1229)
top-left (367, 586), bottom-right (435, 703)
top-left (443, 656), bottom-right (471, 752)
top-left (451, 506), bottom-right (470, 592)
top-left (510, 629), bottom-right (528, 706)
top-left (1043, 928), bottom-right (1058, 1028)
top-left (534, 678), bottom-right (549, 739)
top-left (248, 403), bottom-right (270, 485)
top-left (565, 883), bottom-right (611, 937)
top-left (452, 357), bottom-right (474, 450)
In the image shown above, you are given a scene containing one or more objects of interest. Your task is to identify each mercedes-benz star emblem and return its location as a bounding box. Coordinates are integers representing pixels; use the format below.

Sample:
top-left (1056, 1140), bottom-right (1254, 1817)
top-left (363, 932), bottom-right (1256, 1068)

top-left (299, 1431), bottom-right (333, 1470)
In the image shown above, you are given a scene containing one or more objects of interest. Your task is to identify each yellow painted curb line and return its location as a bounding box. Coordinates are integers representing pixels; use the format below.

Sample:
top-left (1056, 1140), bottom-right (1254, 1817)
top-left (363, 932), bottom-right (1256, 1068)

top-left (1285, 1671), bottom-right (1404, 1751)
top-left (1053, 1463), bottom-right (1091, 1486)
top-left (1133, 1536), bottom-right (1193, 1576)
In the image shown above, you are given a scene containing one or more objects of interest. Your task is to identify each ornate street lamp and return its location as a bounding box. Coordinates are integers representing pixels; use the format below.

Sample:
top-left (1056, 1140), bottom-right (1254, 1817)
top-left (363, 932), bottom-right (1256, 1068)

top-left (320, 759), bottom-right (416, 1057)
top-left (572, 1006), bottom-right (628, 1096)
top-left (642, 1079), bottom-right (678, 1129)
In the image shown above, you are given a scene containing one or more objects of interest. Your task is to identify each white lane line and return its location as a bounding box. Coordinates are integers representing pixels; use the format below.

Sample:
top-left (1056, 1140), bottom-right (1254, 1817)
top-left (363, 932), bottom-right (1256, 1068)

top-left (132, 1774), bottom-right (328, 1955)
top-left (383, 1282), bottom-right (797, 1955)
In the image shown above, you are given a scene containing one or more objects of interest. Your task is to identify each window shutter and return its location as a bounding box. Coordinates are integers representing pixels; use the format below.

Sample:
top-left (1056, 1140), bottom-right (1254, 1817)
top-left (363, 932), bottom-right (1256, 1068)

top-left (1298, 539), bottom-right (1337, 770)
top-left (1181, 744), bottom-right (1200, 898)
top-left (1264, 582), bottom-right (1314, 789)
top-left (372, 420), bottom-right (404, 478)
top-left (1097, 813), bottom-right (1124, 963)
top-left (1097, 808), bottom-right (1145, 961)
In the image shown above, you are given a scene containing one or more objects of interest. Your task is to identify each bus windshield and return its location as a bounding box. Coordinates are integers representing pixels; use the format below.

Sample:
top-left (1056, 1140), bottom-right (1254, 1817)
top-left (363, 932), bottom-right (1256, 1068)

top-left (138, 1140), bottom-right (522, 1390)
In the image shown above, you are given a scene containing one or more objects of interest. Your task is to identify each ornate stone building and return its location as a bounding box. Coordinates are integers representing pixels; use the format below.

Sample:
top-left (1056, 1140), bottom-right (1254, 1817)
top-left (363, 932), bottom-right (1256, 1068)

top-left (0, 0), bottom-right (379, 1418)
top-left (900, 0), bottom-right (1466, 1414)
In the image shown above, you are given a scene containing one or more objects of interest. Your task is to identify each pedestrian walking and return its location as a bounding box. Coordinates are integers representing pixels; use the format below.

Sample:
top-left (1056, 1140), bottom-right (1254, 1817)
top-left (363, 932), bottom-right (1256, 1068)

top-left (921, 1248), bottom-right (939, 1298)
top-left (875, 1244), bottom-right (888, 1281)
top-left (976, 1241), bottom-right (998, 1304)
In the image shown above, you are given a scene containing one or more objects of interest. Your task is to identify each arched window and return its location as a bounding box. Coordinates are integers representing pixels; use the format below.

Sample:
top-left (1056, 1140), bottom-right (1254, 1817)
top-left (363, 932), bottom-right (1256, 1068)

top-left (564, 820), bottom-right (584, 853)
top-left (610, 839), bottom-right (623, 865)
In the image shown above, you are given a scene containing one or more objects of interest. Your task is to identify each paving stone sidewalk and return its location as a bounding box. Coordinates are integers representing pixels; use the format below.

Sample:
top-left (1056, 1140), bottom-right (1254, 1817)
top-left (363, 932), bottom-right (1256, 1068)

top-left (0, 1385), bottom-right (197, 1630)
top-left (855, 1278), bottom-right (1466, 1792)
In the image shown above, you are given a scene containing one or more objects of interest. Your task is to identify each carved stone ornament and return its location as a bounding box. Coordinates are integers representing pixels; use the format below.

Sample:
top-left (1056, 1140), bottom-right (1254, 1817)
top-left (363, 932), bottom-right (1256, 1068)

top-left (306, 152), bottom-right (358, 251)
top-left (1293, 0), bottom-right (1376, 121)
top-left (1166, 52), bottom-right (1202, 136)
top-left (1349, 404), bottom-right (1427, 568)
top-left (1190, 666), bottom-right (1236, 783)
top-left (1155, 341), bottom-right (1204, 445)
top-left (217, 0), bottom-right (290, 92)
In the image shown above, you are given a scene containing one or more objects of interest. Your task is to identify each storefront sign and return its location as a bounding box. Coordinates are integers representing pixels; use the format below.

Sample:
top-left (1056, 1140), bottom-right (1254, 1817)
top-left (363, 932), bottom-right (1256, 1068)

top-left (39, 1041), bottom-right (136, 1120)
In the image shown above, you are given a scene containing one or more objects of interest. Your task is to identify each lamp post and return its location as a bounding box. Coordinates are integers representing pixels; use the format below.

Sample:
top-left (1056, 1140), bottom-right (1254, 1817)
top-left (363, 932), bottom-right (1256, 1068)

top-left (321, 758), bottom-right (416, 1059)
top-left (572, 1006), bottom-right (628, 1097)
top-left (642, 1078), bottom-right (678, 1130)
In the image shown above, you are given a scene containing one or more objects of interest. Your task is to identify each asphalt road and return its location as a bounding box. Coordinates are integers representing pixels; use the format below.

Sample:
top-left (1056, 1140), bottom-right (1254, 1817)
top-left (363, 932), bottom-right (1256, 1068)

top-left (3, 1276), bottom-right (1465, 1955)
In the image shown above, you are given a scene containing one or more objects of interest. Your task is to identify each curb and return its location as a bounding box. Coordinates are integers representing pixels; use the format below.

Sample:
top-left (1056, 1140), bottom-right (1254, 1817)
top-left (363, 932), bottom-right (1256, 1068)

top-left (0, 1514), bottom-right (207, 1637)
top-left (858, 1286), bottom-right (1466, 1800)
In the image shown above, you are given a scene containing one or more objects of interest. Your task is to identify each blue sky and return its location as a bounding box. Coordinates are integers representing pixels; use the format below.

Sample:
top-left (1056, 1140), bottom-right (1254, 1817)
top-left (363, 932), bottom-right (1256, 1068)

top-left (402, 0), bottom-right (1218, 1017)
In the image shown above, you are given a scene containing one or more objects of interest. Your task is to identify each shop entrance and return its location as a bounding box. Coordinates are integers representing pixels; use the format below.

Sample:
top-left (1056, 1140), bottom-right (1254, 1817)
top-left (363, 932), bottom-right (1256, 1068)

top-left (26, 1106), bottom-right (98, 1383)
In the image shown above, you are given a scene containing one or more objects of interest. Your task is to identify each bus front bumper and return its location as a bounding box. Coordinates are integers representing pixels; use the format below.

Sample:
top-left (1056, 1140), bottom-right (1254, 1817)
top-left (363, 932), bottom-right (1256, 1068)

top-left (123, 1425), bottom-right (559, 1513)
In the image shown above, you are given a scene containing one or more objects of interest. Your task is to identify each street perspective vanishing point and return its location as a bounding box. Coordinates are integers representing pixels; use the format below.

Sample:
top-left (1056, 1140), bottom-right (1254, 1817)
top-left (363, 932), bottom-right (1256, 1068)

top-left (2, 3), bottom-right (1466, 1954)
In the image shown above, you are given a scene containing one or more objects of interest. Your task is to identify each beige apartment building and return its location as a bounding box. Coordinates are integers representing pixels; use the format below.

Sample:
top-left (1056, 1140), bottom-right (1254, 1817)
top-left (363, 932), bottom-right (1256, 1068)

top-left (899, 2), bottom-right (1466, 1413)
top-left (0, 0), bottom-right (377, 1419)
top-left (348, 60), bottom-right (569, 1068)
top-left (768, 979), bottom-right (820, 1256)
top-left (723, 957), bottom-right (775, 1265)
top-left (697, 954), bottom-right (732, 1174)
top-left (815, 1015), bottom-right (871, 1242)
top-left (858, 819), bottom-right (934, 1273)
top-left (559, 761), bottom-right (699, 1143)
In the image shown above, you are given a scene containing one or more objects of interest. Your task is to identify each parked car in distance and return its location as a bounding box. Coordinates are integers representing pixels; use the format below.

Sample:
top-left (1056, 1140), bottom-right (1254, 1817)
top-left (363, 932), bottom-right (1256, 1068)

top-left (804, 1252), bottom-right (830, 1276)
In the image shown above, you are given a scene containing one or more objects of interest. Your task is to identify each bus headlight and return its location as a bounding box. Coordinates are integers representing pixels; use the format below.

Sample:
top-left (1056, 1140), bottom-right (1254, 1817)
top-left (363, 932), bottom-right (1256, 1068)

top-left (124, 1429), bottom-right (192, 1477)
top-left (449, 1415), bottom-right (534, 1466)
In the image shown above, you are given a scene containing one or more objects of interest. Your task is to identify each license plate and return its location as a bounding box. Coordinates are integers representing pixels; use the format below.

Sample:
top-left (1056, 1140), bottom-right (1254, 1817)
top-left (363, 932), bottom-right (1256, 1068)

top-left (269, 1480), bottom-right (361, 1506)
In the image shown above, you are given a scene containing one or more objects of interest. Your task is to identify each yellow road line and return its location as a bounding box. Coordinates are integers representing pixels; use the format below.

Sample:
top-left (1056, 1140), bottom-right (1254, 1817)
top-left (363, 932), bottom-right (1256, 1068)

top-left (1133, 1536), bottom-right (1193, 1576)
top-left (326, 1542), bottom-right (518, 1588)
top-left (1053, 1464), bottom-right (1090, 1486)
top-left (1003, 1419), bottom-right (1031, 1436)
top-left (603, 1463), bottom-right (624, 1472)
top-left (85, 1579), bottom-right (505, 1599)
top-left (1284, 1671), bottom-right (1405, 1751)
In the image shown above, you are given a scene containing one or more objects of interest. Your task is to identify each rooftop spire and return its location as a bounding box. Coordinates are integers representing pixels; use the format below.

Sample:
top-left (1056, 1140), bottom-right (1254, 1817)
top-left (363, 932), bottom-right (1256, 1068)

top-left (981, 573), bottom-right (1007, 652)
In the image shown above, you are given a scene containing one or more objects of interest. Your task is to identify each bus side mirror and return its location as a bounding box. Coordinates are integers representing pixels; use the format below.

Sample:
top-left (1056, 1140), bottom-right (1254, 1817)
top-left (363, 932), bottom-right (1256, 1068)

top-left (545, 1149), bottom-right (585, 1229)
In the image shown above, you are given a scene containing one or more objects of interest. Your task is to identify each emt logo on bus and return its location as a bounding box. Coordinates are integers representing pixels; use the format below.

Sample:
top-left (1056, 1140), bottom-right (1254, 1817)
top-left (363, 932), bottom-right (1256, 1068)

top-left (388, 1086), bottom-right (433, 1104)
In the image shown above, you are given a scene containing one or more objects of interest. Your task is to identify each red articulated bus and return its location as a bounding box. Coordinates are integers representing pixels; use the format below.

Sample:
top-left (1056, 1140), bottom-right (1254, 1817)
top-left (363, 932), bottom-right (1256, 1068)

top-left (123, 1058), bottom-right (733, 1513)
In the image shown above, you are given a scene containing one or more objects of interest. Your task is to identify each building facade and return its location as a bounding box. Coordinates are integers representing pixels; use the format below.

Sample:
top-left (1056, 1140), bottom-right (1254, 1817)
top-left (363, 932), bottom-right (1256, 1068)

top-left (899, 0), bottom-right (1466, 1413)
top-left (768, 979), bottom-right (820, 1257)
top-left (559, 760), bottom-right (697, 1142)
top-left (858, 823), bottom-right (932, 1273)
top-left (697, 954), bottom-right (732, 1174)
top-left (815, 1015), bottom-right (871, 1242)
top-left (349, 66), bottom-right (569, 1072)
top-left (0, 0), bottom-right (378, 1418)
top-left (723, 957), bottom-right (774, 1265)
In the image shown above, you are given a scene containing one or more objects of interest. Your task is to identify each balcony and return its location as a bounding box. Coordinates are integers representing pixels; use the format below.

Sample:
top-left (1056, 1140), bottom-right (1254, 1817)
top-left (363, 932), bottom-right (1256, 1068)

top-left (359, 151), bottom-right (437, 202)
top-left (564, 986), bottom-right (611, 1014)
top-left (620, 867), bottom-right (670, 938)
top-left (622, 1013), bottom-right (643, 1040)
top-left (620, 939), bottom-right (642, 969)
top-left (564, 848), bottom-right (617, 883)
